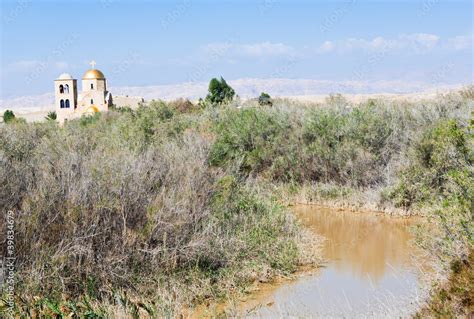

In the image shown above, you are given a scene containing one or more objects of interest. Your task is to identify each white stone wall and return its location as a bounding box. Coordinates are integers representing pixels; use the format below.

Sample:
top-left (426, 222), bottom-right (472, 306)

top-left (113, 95), bottom-right (145, 109)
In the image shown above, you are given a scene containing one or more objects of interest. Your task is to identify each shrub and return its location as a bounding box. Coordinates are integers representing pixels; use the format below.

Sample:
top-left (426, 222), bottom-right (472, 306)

top-left (145, 100), bottom-right (175, 121)
top-left (459, 85), bottom-right (474, 100)
top-left (300, 103), bottom-right (401, 186)
top-left (169, 98), bottom-right (197, 113)
top-left (209, 107), bottom-right (292, 177)
top-left (0, 93), bottom-right (471, 316)
top-left (0, 105), bottom-right (303, 317)
top-left (325, 93), bottom-right (349, 108)
top-left (45, 111), bottom-right (57, 121)
top-left (258, 92), bottom-right (273, 106)
top-left (209, 96), bottom-right (471, 190)
top-left (389, 119), bottom-right (471, 208)
top-left (388, 119), bottom-right (473, 260)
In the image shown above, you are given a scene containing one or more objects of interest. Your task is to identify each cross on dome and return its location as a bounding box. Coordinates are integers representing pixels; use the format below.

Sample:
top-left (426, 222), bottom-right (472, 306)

top-left (89, 60), bottom-right (96, 69)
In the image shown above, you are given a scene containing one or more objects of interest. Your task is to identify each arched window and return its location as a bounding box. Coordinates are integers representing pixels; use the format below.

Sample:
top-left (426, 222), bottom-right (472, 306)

top-left (65, 99), bottom-right (70, 108)
top-left (64, 84), bottom-right (69, 94)
top-left (59, 85), bottom-right (64, 94)
top-left (60, 99), bottom-right (65, 108)
top-left (91, 83), bottom-right (94, 89)
top-left (91, 99), bottom-right (94, 105)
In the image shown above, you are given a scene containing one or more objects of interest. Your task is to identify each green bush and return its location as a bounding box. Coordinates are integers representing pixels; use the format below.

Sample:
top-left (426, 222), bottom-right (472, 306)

top-left (258, 92), bottom-right (273, 106)
top-left (209, 98), bottom-right (471, 189)
top-left (45, 111), bottom-right (57, 121)
top-left (389, 119), bottom-right (471, 208)
top-left (209, 107), bottom-right (292, 177)
top-left (388, 119), bottom-right (473, 260)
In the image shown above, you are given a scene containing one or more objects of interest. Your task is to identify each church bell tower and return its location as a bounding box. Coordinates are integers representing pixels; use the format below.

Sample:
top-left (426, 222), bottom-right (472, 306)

top-left (54, 73), bottom-right (78, 124)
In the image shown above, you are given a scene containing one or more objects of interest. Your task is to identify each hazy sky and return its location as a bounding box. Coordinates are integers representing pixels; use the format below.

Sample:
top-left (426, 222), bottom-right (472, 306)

top-left (1, 0), bottom-right (473, 98)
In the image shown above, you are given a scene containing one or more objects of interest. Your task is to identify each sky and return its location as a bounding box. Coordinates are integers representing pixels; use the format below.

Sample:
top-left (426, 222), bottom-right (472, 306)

top-left (0, 0), bottom-right (473, 99)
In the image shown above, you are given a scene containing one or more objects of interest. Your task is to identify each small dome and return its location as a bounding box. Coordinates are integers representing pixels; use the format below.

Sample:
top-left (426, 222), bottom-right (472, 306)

top-left (85, 105), bottom-right (99, 114)
top-left (58, 73), bottom-right (73, 80)
top-left (83, 69), bottom-right (105, 80)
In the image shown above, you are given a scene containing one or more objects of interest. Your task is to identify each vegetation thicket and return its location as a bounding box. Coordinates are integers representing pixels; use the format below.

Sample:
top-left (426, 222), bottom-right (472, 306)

top-left (0, 83), bottom-right (472, 317)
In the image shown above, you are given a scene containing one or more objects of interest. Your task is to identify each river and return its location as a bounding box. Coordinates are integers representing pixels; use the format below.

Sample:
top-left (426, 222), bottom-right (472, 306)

top-left (242, 206), bottom-right (429, 318)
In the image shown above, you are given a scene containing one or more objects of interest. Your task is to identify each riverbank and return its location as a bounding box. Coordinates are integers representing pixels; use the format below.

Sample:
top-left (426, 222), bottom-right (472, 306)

top-left (268, 183), bottom-right (423, 217)
top-left (415, 250), bottom-right (473, 318)
top-left (241, 205), bottom-right (430, 317)
top-left (191, 202), bottom-right (427, 317)
top-left (1, 90), bottom-right (471, 317)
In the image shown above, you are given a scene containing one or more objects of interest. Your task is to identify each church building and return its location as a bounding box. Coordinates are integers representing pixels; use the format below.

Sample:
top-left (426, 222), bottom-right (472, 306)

top-left (55, 61), bottom-right (113, 124)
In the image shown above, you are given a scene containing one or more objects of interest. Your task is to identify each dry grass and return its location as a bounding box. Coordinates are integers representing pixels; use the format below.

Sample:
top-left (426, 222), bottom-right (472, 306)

top-left (0, 89), bottom-right (472, 317)
top-left (0, 103), bottom-right (311, 317)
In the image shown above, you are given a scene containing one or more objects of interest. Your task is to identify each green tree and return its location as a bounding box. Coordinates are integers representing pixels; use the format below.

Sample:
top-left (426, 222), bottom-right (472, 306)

top-left (3, 110), bottom-right (15, 123)
top-left (206, 77), bottom-right (235, 105)
top-left (45, 111), bottom-right (57, 121)
top-left (258, 92), bottom-right (273, 106)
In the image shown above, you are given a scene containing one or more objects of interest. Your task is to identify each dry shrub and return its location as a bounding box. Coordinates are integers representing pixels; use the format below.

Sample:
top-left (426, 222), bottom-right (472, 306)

top-left (459, 85), bottom-right (474, 100)
top-left (169, 98), bottom-right (197, 113)
top-left (1, 93), bottom-right (471, 316)
top-left (0, 110), bottom-right (303, 316)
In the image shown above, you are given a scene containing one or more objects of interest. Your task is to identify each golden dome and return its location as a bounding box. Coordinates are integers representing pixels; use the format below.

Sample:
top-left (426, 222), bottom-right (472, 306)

top-left (82, 69), bottom-right (105, 80)
top-left (85, 105), bottom-right (99, 114)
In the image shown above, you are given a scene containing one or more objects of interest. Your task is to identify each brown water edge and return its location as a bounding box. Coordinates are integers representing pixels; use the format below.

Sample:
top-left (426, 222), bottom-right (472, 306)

top-left (238, 205), bottom-right (432, 318)
top-left (189, 205), bottom-right (431, 318)
top-left (295, 205), bottom-right (421, 281)
top-left (186, 261), bottom-right (322, 318)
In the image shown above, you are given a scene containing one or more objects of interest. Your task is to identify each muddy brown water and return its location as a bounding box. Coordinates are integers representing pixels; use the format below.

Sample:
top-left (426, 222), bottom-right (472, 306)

top-left (242, 206), bottom-right (429, 318)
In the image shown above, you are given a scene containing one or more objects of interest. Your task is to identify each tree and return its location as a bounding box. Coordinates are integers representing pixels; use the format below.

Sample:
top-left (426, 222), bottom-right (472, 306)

top-left (3, 110), bottom-right (15, 123)
top-left (206, 77), bottom-right (235, 105)
top-left (45, 111), bottom-right (57, 121)
top-left (258, 92), bottom-right (273, 106)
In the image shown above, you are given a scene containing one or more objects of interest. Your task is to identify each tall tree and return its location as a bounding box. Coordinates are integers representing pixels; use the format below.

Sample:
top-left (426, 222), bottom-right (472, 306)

top-left (206, 77), bottom-right (235, 105)
top-left (3, 110), bottom-right (15, 123)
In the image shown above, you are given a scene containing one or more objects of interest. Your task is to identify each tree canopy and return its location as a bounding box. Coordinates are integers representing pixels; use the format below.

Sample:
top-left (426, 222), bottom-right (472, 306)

top-left (206, 77), bottom-right (235, 105)
top-left (3, 110), bottom-right (15, 123)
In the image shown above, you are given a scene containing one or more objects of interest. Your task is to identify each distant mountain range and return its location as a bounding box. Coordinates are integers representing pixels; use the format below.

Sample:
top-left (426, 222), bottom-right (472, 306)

top-left (0, 78), bottom-right (465, 114)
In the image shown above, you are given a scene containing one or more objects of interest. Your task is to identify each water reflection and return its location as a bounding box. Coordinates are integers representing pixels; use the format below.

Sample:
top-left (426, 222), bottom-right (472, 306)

top-left (245, 206), bottom-right (426, 318)
top-left (295, 206), bottom-right (415, 283)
